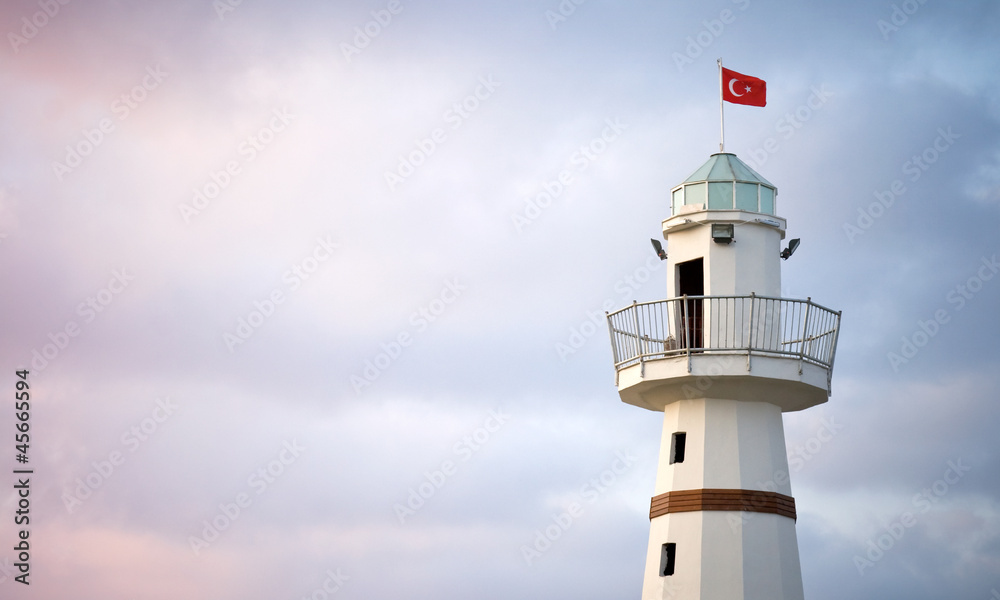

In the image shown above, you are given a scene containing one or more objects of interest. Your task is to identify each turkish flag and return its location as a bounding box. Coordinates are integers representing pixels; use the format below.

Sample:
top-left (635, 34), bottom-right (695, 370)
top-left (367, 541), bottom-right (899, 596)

top-left (722, 67), bottom-right (766, 107)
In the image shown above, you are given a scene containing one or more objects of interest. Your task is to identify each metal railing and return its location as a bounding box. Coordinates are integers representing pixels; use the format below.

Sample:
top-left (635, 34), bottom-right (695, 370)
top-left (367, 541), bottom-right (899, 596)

top-left (606, 294), bottom-right (841, 375)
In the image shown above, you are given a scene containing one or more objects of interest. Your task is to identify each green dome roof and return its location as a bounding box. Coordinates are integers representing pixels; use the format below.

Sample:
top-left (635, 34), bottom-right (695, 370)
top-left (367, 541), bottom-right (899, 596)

top-left (671, 153), bottom-right (777, 216)
top-left (682, 153), bottom-right (774, 186)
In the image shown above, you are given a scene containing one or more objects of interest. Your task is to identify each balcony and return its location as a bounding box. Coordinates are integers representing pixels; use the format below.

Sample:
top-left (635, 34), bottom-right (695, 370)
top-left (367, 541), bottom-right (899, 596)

top-left (606, 295), bottom-right (842, 411)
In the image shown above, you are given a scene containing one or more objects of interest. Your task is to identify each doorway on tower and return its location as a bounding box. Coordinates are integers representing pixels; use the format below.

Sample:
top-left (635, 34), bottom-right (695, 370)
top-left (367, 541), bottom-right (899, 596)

top-left (676, 258), bottom-right (704, 350)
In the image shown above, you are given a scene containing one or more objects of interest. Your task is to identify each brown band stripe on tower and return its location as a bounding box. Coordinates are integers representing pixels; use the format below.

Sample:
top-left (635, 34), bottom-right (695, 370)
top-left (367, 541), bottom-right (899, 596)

top-left (649, 489), bottom-right (796, 521)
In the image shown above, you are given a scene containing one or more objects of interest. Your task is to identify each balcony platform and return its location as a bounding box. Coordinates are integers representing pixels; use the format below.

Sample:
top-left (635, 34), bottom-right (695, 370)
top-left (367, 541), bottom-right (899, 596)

top-left (615, 353), bottom-right (831, 412)
top-left (607, 295), bottom-right (841, 413)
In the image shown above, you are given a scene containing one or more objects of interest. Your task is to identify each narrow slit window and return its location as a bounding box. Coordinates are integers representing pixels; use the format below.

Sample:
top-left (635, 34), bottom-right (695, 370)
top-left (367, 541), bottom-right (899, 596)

top-left (670, 432), bottom-right (686, 464)
top-left (660, 543), bottom-right (676, 576)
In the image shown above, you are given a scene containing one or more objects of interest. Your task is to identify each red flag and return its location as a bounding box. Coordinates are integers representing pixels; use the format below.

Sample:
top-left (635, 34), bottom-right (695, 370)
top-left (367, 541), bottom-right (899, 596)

top-left (722, 67), bottom-right (766, 107)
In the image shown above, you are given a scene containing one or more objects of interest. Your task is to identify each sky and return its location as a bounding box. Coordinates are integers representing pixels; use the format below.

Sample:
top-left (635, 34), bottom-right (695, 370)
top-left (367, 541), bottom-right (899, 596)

top-left (0, 0), bottom-right (998, 598)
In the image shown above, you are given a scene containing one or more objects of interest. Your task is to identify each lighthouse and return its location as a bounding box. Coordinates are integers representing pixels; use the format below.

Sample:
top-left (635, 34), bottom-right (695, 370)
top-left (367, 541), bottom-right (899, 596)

top-left (605, 153), bottom-right (841, 600)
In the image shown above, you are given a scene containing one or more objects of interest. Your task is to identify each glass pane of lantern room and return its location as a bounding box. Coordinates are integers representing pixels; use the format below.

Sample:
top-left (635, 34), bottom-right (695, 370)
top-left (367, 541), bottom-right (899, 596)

top-left (707, 182), bottom-right (733, 209)
top-left (759, 186), bottom-right (775, 214)
top-left (672, 189), bottom-right (683, 215)
top-left (685, 183), bottom-right (706, 207)
top-left (735, 183), bottom-right (759, 211)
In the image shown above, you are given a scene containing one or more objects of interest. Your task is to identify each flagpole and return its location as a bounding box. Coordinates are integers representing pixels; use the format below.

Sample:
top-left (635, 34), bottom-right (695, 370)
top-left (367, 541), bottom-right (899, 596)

top-left (718, 58), bottom-right (725, 152)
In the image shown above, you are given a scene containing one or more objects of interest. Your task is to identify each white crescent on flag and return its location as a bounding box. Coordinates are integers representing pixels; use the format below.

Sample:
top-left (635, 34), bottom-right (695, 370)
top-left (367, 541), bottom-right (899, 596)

top-left (728, 78), bottom-right (744, 97)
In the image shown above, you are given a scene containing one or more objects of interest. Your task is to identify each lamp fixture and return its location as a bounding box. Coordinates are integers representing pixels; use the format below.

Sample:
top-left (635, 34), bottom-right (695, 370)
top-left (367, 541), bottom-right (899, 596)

top-left (780, 238), bottom-right (800, 260)
top-left (711, 223), bottom-right (734, 244)
top-left (650, 238), bottom-right (667, 261)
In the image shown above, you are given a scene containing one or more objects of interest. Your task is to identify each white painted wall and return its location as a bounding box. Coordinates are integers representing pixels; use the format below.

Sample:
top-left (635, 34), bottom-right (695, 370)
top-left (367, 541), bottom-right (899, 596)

top-left (653, 399), bottom-right (791, 496)
top-left (662, 210), bottom-right (785, 299)
top-left (641, 509), bottom-right (803, 600)
top-left (640, 398), bottom-right (804, 600)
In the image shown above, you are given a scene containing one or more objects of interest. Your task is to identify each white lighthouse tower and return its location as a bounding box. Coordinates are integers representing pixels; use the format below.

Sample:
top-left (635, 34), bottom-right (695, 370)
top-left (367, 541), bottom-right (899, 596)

top-left (606, 153), bottom-right (841, 600)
